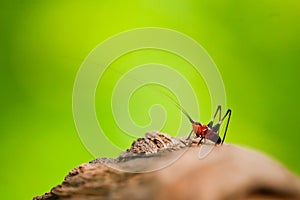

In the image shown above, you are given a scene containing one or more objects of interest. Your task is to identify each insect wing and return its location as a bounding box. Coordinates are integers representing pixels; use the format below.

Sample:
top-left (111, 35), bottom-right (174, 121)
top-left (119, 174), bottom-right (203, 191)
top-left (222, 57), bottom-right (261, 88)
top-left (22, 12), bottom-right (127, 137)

top-left (198, 130), bottom-right (219, 159)
top-left (198, 143), bottom-right (214, 159)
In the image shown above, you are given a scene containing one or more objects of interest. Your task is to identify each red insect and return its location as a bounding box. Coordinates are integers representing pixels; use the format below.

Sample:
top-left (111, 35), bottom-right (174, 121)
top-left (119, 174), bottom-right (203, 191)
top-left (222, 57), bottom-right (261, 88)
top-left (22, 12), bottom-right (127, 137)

top-left (97, 66), bottom-right (232, 144)
top-left (178, 105), bottom-right (232, 145)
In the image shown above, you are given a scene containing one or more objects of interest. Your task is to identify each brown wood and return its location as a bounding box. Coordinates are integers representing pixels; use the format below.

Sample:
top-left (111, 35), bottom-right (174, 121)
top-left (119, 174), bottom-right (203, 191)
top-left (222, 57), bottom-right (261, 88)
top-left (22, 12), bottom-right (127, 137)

top-left (34, 131), bottom-right (300, 200)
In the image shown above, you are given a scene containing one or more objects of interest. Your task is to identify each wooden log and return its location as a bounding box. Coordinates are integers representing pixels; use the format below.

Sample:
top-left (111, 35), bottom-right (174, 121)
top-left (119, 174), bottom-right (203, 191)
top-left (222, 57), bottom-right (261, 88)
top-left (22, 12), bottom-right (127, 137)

top-left (34, 131), bottom-right (300, 200)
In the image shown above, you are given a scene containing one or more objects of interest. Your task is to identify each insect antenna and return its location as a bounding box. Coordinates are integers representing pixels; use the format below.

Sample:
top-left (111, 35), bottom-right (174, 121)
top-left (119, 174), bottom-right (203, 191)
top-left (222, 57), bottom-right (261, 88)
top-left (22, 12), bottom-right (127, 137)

top-left (146, 85), bottom-right (195, 124)
top-left (86, 63), bottom-right (196, 125)
top-left (172, 101), bottom-right (195, 124)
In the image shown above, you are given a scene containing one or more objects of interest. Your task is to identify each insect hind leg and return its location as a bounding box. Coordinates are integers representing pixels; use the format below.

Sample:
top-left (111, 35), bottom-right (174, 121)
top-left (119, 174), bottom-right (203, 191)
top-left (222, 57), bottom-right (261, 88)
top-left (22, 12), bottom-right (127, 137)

top-left (207, 105), bottom-right (222, 128)
top-left (210, 108), bottom-right (232, 144)
top-left (220, 109), bottom-right (232, 144)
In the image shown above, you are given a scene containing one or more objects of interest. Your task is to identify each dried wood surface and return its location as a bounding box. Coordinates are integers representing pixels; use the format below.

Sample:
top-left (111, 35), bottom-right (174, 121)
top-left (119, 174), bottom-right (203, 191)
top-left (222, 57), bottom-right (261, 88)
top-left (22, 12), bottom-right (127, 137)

top-left (34, 131), bottom-right (300, 200)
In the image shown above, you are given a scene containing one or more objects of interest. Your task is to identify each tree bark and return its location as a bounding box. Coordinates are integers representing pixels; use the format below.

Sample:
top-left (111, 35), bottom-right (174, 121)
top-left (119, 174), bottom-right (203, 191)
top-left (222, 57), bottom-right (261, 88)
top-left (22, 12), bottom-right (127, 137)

top-left (34, 131), bottom-right (300, 200)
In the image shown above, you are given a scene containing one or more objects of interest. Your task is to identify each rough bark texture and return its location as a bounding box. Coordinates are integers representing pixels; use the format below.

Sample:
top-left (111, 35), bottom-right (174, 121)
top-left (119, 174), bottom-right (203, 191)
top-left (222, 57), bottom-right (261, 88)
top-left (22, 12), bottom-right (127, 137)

top-left (34, 131), bottom-right (300, 200)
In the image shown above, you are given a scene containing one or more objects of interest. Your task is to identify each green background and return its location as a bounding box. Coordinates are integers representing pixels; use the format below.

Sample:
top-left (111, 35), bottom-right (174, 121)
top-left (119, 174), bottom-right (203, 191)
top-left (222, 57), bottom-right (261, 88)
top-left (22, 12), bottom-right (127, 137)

top-left (1, 1), bottom-right (299, 199)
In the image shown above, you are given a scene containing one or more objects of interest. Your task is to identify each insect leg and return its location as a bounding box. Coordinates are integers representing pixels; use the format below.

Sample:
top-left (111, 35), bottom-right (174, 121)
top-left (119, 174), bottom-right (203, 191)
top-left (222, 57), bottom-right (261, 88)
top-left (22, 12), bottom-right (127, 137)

top-left (207, 105), bottom-right (222, 128)
top-left (187, 129), bottom-right (194, 140)
top-left (220, 109), bottom-right (232, 144)
top-left (197, 136), bottom-right (204, 146)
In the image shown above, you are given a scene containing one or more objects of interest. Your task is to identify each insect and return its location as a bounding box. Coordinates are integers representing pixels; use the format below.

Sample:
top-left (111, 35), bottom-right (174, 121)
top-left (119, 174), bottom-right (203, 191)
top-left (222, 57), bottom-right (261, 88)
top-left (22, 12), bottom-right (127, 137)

top-left (134, 84), bottom-right (232, 146)
top-left (82, 60), bottom-right (232, 145)
top-left (175, 104), bottom-right (231, 145)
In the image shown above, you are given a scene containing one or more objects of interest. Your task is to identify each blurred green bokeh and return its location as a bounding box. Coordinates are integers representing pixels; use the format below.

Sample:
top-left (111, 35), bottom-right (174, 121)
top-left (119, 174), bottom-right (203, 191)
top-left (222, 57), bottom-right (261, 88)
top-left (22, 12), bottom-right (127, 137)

top-left (1, 1), bottom-right (299, 199)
